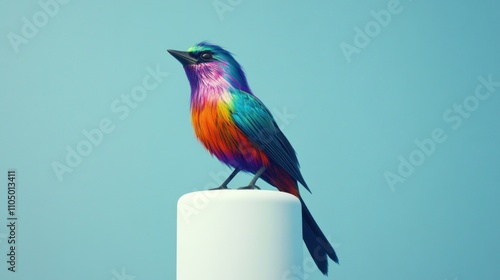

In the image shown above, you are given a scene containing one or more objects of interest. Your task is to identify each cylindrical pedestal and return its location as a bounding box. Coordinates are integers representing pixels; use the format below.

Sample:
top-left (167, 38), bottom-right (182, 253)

top-left (177, 190), bottom-right (302, 280)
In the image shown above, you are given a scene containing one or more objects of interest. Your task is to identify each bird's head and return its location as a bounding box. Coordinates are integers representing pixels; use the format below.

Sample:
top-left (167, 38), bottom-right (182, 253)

top-left (168, 42), bottom-right (251, 94)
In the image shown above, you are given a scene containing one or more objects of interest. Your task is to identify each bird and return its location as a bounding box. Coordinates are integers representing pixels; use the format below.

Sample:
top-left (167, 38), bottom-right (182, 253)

top-left (168, 42), bottom-right (339, 275)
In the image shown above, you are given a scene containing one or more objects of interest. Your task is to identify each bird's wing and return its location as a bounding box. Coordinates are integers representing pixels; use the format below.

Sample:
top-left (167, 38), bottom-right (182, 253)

top-left (229, 90), bottom-right (310, 192)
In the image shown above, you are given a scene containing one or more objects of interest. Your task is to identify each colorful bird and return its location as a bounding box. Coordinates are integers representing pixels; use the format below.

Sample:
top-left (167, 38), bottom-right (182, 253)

top-left (168, 42), bottom-right (339, 275)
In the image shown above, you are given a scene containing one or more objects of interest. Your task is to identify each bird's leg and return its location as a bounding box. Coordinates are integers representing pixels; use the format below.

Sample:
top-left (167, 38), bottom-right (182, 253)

top-left (209, 168), bottom-right (240, 190)
top-left (238, 166), bottom-right (266, 190)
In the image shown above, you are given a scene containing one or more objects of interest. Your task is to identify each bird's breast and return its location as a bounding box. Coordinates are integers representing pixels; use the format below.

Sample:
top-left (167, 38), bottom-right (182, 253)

top-left (190, 98), bottom-right (269, 170)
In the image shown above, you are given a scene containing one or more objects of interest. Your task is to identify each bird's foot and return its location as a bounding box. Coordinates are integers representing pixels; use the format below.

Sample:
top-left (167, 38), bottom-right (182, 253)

top-left (209, 185), bottom-right (230, 191)
top-left (237, 185), bottom-right (261, 190)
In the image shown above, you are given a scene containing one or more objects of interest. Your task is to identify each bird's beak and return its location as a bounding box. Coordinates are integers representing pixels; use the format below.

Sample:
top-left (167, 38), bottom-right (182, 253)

top-left (167, 49), bottom-right (197, 66)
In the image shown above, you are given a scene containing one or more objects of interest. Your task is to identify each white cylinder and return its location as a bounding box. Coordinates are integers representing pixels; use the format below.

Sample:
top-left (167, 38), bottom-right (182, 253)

top-left (177, 190), bottom-right (303, 280)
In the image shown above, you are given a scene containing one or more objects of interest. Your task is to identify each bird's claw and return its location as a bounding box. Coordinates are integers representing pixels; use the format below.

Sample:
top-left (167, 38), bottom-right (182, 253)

top-left (237, 185), bottom-right (261, 190)
top-left (209, 185), bottom-right (230, 190)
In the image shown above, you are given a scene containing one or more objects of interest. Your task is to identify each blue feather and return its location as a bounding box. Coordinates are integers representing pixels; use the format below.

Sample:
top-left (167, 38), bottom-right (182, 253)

top-left (230, 89), bottom-right (311, 193)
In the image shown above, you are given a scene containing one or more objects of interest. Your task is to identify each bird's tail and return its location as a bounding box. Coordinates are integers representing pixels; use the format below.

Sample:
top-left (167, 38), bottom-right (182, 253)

top-left (261, 165), bottom-right (339, 273)
top-left (299, 197), bottom-right (339, 275)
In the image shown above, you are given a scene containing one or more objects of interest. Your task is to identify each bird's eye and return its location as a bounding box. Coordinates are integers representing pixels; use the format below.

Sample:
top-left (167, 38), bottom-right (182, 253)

top-left (200, 51), bottom-right (213, 60)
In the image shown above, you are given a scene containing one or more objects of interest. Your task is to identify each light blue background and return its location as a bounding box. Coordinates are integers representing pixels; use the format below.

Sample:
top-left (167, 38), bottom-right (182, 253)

top-left (1, 0), bottom-right (499, 279)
